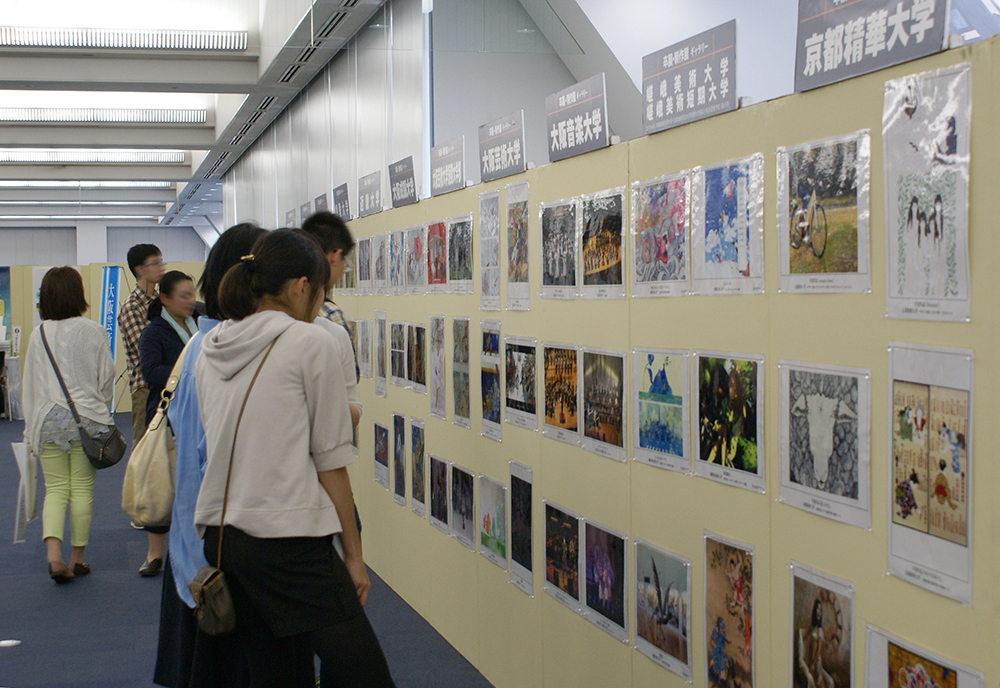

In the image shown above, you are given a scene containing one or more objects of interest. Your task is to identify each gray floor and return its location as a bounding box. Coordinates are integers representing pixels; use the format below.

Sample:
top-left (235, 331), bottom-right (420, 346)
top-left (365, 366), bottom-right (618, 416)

top-left (0, 413), bottom-right (494, 688)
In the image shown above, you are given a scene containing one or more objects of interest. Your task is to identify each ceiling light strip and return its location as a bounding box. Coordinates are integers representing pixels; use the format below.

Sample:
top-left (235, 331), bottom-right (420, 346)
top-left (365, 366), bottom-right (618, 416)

top-left (0, 150), bottom-right (185, 164)
top-left (0, 215), bottom-right (159, 220)
top-left (0, 201), bottom-right (164, 206)
top-left (0, 180), bottom-right (172, 188)
top-left (0, 107), bottom-right (207, 123)
top-left (0, 27), bottom-right (247, 51)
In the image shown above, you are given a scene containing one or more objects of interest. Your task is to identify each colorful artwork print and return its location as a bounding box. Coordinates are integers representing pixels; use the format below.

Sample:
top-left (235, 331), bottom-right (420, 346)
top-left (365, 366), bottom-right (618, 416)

top-left (430, 317), bottom-right (446, 415)
top-left (343, 250), bottom-right (356, 290)
top-left (635, 543), bottom-right (689, 669)
top-left (705, 536), bottom-right (753, 688)
top-left (789, 370), bottom-right (859, 498)
top-left (375, 316), bottom-right (387, 380)
top-left (389, 230), bottom-right (405, 289)
top-left (393, 414), bottom-right (405, 500)
top-left (505, 342), bottom-right (536, 415)
top-left (405, 227), bottom-right (425, 288)
top-left (887, 642), bottom-right (957, 688)
top-left (638, 353), bottom-right (684, 457)
top-left (374, 234), bottom-right (387, 285)
top-left (545, 504), bottom-right (579, 600)
top-left (510, 474), bottom-right (532, 572)
top-left (583, 352), bottom-right (624, 448)
top-left (411, 423), bottom-right (425, 505)
top-left (479, 477), bottom-right (507, 560)
top-left (407, 324), bottom-right (426, 388)
top-left (635, 176), bottom-right (688, 285)
top-left (702, 161), bottom-right (754, 279)
top-left (480, 193), bottom-right (501, 306)
top-left (390, 322), bottom-right (406, 381)
top-left (481, 330), bottom-right (502, 425)
top-left (507, 199), bottom-right (529, 284)
top-left (581, 192), bottom-right (623, 287)
top-left (357, 238), bottom-right (371, 282)
top-left (451, 466), bottom-right (475, 545)
top-left (544, 347), bottom-right (578, 432)
top-left (892, 380), bottom-right (968, 546)
top-left (448, 217), bottom-right (473, 282)
top-left (374, 424), bottom-right (389, 469)
top-left (427, 221), bottom-right (447, 286)
top-left (792, 575), bottom-right (851, 688)
top-left (699, 357), bottom-right (759, 475)
top-left (430, 457), bottom-right (448, 526)
top-left (541, 202), bottom-right (577, 287)
top-left (585, 523), bottom-right (625, 628)
top-left (787, 139), bottom-right (860, 274)
top-left (453, 319), bottom-right (471, 422)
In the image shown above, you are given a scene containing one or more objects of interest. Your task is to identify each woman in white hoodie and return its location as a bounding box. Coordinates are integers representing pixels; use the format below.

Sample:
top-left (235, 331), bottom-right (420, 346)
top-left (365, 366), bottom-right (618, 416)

top-left (194, 229), bottom-right (394, 687)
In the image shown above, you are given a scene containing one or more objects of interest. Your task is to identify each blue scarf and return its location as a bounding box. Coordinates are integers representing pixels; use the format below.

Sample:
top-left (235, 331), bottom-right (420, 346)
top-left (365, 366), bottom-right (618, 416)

top-left (162, 310), bottom-right (197, 344)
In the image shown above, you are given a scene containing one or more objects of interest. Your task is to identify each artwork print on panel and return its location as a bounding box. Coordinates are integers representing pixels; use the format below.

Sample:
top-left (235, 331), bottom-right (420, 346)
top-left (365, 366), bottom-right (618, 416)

top-left (429, 316), bottom-right (446, 419)
top-left (543, 346), bottom-right (579, 441)
top-left (580, 189), bottom-right (625, 298)
top-left (390, 322), bottom-right (407, 386)
top-left (634, 350), bottom-right (689, 472)
top-left (411, 420), bottom-right (426, 517)
top-left (480, 321), bottom-right (502, 440)
top-left (506, 181), bottom-right (530, 309)
top-left (540, 199), bottom-right (578, 299)
top-left (504, 337), bottom-right (537, 430)
top-left (479, 192), bottom-right (501, 310)
top-left (389, 229), bottom-right (405, 294)
top-left (791, 566), bottom-right (852, 688)
top-left (478, 476), bottom-right (507, 569)
top-left (698, 356), bottom-right (762, 483)
top-left (582, 350), bottom-right (625, 460)
top-left (452, 318), bottom-right (471, 427)
top-left (405, 226), bottom-right (425, 294)
top-left (584, 521), bottom-right (627, 639)
top-left (392, 414), bottom-right (406, 504)
top-left (448, 215), bottom-right (474, 291)
top-left (634, 541), bottom-right (691, 679)
top-left (887, 642), bottom-right (957, 688)
top-left (407, 324), bottom-right (427, 393)
top-left (426, 221), bottom-right (448, 292)
top-left (545, 503), bottom-right (580, 605)
top-left (429, 455), bottom-right (449, 532)
top-left (704, 534), bottom-right (753, 688)
top-left (450, 464), bottom-right (475, 549)
top-left (633, 173), bottom-right (689, 296)
top-left (373, 422), bottom-right (389, 488)
top-left (510, 464), bottom-right (533, 590)
top-left (373, 233), bottom-right (387, 295)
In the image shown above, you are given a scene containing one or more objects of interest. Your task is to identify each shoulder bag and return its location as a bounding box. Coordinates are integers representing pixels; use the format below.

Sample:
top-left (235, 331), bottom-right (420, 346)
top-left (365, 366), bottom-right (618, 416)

top-left (121, 340), bottom-right (190, 527)
top-left (40, 323), bottom-right (128, 470)
top-left (189, 335), bottom-right (281, 636)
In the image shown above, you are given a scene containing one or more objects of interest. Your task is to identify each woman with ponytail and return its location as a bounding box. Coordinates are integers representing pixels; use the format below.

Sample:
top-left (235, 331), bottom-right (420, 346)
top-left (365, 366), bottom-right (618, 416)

top-left (136, 270), bottom-right (196, 577)
top-left (194, 230), bottom-right (395, 687)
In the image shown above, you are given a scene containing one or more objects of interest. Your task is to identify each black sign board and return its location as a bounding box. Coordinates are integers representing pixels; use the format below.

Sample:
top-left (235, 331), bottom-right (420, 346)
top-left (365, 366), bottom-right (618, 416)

top-left (545, 73), bottom-right (609, 163)
top-left (357, 172), bottom-right (382, 218)
top-left (332, 183), bottom-right (351, 220)
top-left (430, 136), bottom-right (465, 197)
top-left (479, 110), bottom-right (527, 183)
top-left (389, 155), bottom-right (418, 208)
top-left (299, 202), bottom-right (312, 224)
top-left (642, 20), bottom-right (738, 135)
top-left (794, 0), bottom-right (947, 92)
top-left (314, 193), bottom-right (328, 213)
top-left (285, 210), bottom-right (295, 228)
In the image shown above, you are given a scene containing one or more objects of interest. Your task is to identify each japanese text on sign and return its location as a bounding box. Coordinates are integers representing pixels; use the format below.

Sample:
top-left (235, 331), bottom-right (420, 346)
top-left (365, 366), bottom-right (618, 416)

top-left (430, 136), bottom-right (465, 196)
top-left (332, 183), bottom-right (351, 220)
top-left (479, 110), bottom-right (527, 183)
top-left (545, 73), bottom-right (609, 163)
top-left (389, 156), bottom-right (417, 208)
top-left (358, 171), bottom-right (382, 218)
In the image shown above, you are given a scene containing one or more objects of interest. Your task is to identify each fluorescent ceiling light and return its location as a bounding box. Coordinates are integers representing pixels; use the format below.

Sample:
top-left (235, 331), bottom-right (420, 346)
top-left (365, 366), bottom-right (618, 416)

top-left (0, 201), bottom-right (164, 206)
top-left (0, 26), bottom-right (247, 50)
top-left (0, 180), bottom-right (172, 188)
top-left (0, 215), bottom-right (159, 220)
top-left (0, 149), bottom-right (186, 163)
top-left (0, 107), bottom-right (207, 123)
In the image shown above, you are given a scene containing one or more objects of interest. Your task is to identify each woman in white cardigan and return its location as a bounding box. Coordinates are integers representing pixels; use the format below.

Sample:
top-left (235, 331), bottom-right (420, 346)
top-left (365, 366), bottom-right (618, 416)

top-left (22, 267), bottom-right (115, 582)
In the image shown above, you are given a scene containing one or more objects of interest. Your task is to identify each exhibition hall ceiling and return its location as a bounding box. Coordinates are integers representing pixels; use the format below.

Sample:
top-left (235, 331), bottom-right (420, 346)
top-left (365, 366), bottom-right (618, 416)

top-left (0, 0), bottom-right (385, 234)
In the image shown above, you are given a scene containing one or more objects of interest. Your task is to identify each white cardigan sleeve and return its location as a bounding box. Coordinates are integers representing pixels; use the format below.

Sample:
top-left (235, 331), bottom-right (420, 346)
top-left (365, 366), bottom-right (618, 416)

top-left (302, 328), bottom-right (355, 472)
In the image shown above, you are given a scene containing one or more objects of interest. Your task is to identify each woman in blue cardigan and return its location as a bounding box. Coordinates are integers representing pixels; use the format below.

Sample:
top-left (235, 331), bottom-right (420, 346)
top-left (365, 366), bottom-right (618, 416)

top-left (137, 270), bottom-right (197, 577)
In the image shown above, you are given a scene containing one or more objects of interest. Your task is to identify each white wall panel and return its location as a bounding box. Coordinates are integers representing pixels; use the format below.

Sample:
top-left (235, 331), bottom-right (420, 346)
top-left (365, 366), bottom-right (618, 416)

top-left (107, 227), bottom-right (206, 264)
top-left (0, 228), bottom-right (75, 266)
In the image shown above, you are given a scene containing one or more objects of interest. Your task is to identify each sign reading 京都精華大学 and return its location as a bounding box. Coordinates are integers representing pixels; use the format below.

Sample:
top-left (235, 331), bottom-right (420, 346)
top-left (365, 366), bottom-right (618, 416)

top-left (642, 20), bottom-right (737, 136)
top-left (358, 171), bottom-right (382, 218)
top-left (479, 110), bottom-right (527, 183)
top-left (285, 210), bottom-right (295, 228)
top-left (794, 0), bottom-right (948, 92)
top-left (299, 201), bottom-right (311, 224)
top-left (431, 136), bottom-right (465, 197)
top-left (332, 183), bottom-right (351, 220)
top-left (389, 155), bottom-right (418, 208)
top-left (545, 73), bottom-right (609, 163)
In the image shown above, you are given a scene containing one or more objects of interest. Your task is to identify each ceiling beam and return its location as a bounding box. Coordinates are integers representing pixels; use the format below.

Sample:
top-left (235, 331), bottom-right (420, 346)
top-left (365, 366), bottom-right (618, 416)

top-left (0, 204), bottom-right (166, 216)
top-left (0, 163), bottom-right (194, 181)
top-left (0, 124), bottom-right (219, 149)
top-left (0, 187), bottom-right (176, 202)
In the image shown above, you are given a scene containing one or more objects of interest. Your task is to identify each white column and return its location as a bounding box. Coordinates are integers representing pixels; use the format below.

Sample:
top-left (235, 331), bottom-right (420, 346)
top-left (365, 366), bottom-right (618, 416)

top-left (76, 220), bottom-right (108, 265)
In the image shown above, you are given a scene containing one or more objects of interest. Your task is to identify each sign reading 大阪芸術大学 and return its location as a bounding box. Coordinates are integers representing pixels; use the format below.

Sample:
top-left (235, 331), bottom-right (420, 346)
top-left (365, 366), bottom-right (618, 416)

top-left (479, 110), bottom-right (527, 183)
top-left (430, 136), bottom-right (465, 197)
top-left (332, 183), bottom-right (351, 220)
top-left (794, 0), bottom-right (948, 92)
top-left (358, 171), bottom-right (383, 218)
top-left (642, 20), bottom-right (737, 135)
top-left (389, 155), bottom-right (418, 208)
top-left (546, 73), bottom-right (609, 163)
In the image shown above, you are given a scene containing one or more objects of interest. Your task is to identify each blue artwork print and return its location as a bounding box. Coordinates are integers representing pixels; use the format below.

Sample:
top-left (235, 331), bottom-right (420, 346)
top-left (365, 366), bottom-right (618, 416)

top-left (638, 353), bottom-right (684, 459)
top-left (702, 162), bottom-right (751, 279)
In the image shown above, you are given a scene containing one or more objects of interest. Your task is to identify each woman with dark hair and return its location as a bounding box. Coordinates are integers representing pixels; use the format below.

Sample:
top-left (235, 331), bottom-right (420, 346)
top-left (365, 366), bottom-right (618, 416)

top-left (22, 267), bottom-right (114, 581)
top-left (136, 270), bottom-right (197, 577)
top-left (153, 222), bottom-right (265, 688)
top-left (194, 229), bottom-right (394, 687)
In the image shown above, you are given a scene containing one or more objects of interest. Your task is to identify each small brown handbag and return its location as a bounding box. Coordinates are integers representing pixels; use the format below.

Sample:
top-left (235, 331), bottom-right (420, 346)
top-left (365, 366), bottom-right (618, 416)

top-left (189, 336), bottom-right (280, 636)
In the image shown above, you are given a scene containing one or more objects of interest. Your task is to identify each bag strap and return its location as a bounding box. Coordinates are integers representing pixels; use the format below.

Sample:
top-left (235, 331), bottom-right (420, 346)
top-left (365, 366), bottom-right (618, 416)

top-left (215, 334), bottom-right (282, 569)
top-left (39, 323), bottom-right (85, 430)
top-left (155, 338), bottom-right (193, 413)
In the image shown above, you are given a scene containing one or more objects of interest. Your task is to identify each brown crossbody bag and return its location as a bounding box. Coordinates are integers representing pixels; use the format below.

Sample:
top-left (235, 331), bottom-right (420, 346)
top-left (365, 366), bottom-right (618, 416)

top-left (189, 336), bottom-right (281, 636)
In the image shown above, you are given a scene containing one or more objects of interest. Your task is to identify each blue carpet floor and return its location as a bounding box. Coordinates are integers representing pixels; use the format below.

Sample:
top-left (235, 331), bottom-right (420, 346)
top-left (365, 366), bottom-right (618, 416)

top-left (0, 414), bottom-right (493, 688)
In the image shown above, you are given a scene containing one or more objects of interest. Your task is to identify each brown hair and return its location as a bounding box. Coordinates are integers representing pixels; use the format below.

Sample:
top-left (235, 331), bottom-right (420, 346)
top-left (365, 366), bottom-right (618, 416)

top-left (38, 267), bottom-right (88, 320)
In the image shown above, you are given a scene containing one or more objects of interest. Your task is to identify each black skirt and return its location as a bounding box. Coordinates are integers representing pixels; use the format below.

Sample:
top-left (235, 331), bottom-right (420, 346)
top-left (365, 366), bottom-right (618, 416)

top-left (203, 526), bottom-right (363, 638)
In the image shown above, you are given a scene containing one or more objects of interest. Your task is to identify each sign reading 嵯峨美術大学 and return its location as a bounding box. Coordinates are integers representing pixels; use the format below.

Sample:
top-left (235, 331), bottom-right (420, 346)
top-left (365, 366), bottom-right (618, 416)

top-left (479, 110), bottom-right (527, 183)
top-left (642, 20), bottom-right (737, 135)
top-left (794, 0), bottom-right (948, 92)
top-left (545, 73), bottom-right (609, 164)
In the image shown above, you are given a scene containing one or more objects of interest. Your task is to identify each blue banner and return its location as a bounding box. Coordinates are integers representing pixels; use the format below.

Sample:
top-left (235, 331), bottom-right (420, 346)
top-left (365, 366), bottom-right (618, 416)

top-left (100, 265), bottom-right (120, 360)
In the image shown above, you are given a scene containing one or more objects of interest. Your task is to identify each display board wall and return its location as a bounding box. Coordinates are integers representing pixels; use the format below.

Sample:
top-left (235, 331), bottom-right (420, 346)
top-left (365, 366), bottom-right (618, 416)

top-left (228, 39), bottom-right (999, 688)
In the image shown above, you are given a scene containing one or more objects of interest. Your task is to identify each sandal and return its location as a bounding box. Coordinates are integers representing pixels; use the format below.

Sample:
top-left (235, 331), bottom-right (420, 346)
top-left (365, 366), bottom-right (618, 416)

top-left (49, 562), bottom-right (75, 583)
top-left (72, 563), bottom-right (91, 577)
